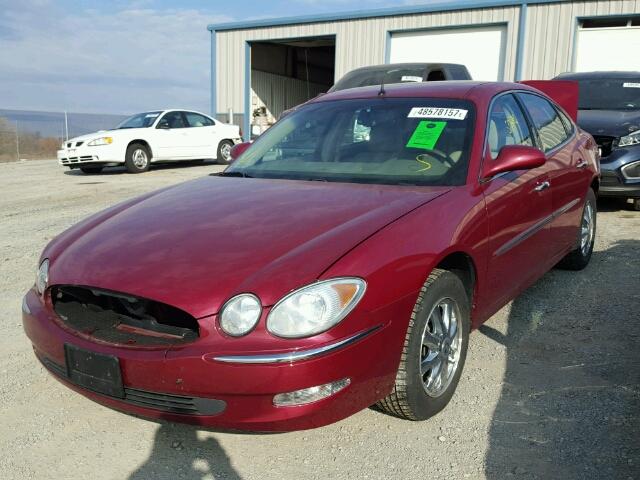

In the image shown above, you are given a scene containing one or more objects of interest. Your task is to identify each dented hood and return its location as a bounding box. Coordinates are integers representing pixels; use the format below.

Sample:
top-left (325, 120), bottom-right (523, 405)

top-left (46, 176), bottom-right (447, 318)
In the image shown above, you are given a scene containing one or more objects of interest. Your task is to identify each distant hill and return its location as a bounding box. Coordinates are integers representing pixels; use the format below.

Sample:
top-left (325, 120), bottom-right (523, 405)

top-left (0, 109), bottom-right (129, 139)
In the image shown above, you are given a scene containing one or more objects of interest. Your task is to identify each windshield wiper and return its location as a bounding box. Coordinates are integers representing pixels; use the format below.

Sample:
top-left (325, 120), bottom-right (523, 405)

top-left (216, 171), bottom-right (253, 178)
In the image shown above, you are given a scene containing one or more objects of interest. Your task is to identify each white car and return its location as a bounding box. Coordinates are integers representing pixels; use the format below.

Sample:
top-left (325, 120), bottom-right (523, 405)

top-left (57, 109), bottom-right (242, 174)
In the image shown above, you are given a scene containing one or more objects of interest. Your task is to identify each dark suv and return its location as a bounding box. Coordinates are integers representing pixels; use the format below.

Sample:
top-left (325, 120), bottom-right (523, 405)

top-left (329, 63), bottom-right (472, 92)
top-left (555, 71), bottom-right (640, 210)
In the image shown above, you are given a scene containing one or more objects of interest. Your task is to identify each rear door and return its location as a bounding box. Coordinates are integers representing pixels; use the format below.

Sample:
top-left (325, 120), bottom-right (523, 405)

top-left (184, 112), bottom-right (218, 159)
top-left (481, 93), bottom-right (554, 313)
top-left (516, 93), bottom-right (586, 256)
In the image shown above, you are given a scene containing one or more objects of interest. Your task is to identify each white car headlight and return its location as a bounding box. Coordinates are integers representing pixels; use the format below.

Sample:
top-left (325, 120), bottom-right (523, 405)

top-left (267, 278), bottom-right (366, 338)
top-left (87, 137), bottom-right (113, 146)
top-left (36, 259), bottom-right (49, 295)
top-left (618, 129), bottom-right (640, 148)
top-left (219, 294), bottom-right (262, 337)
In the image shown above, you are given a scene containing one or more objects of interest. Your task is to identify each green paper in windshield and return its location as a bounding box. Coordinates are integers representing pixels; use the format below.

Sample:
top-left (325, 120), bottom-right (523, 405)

top-left (406, 121), bottom-right (446, 150)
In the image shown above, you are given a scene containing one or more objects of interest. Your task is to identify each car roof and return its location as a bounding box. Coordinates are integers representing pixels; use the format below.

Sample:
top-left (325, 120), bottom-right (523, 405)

top-left (555, 71), bottom-right (640, 80)
top-left (312, 81), bottom-right (536, 103)
top-left (347, 63), bottom-right (466, 72)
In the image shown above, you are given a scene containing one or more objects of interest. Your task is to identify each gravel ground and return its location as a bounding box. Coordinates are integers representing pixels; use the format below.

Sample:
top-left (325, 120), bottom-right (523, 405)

top-left (0, 159), bottom-right (638, 480)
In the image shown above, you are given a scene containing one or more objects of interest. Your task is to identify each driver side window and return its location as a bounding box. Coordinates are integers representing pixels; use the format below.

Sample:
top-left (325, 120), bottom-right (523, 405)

top-left (157, 111), bottom-right (187, 129)
top-left (487, 94), bottom-right (533, 160)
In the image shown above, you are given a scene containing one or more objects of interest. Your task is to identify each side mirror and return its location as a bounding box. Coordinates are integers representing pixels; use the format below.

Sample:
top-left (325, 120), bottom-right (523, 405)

top-left (157, 122), bottom-right (170, 130)
top-left (482, 145), bottom-right (546, 180)
top-left (230, 142), bottom-right (251, 161)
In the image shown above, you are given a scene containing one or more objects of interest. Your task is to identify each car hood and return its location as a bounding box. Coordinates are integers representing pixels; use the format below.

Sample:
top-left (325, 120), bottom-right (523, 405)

top-left (46, 176), bottom-right (449, 318)
top-left (577, 109), bottom-right (640, 138)
top-left (66, 128), bottom-right (146, 143)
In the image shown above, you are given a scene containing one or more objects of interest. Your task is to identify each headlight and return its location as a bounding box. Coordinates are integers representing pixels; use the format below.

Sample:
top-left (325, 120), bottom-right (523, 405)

top-left (87, 137), bottom-right (113, 146)
top-left (36, 259), bottom-right (49, 295)
top-left (219, 294), bottom-right (262, 337)
top-left (267, 278), bottom-right (366, 338)
top-left (618, 129), bottom-right (640, 148)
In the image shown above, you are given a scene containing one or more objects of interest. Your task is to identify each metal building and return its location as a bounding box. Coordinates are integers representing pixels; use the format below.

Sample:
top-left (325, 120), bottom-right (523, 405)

top-left (208, 0), bottom-right (640, 140)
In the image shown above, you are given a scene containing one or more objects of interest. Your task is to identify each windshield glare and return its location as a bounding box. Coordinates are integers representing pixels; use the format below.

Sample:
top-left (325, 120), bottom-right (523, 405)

top-left (228, 98), bottom-right (474, 186)
top-left (576, 79), bottom-right (640, 110)
top-left (116, 111), bottom-right (162, 129)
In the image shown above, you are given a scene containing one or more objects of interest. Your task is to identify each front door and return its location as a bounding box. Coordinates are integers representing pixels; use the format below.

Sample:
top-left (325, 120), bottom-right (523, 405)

top-left (480, 93), bottom-right (554, 315)
top-left (153, 111), bottom-right (193, 159)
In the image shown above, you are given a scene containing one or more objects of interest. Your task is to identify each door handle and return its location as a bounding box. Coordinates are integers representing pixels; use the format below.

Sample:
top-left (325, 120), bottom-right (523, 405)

top-left (533, 180), bottom-right (551, 192)
top-left (576, 159), bottom-right (588, 169)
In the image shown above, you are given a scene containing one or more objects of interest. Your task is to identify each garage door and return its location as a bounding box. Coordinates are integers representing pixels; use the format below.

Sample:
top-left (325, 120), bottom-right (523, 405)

top-left (389, 25), bottom-right (507, 81)
top-left (575, 25), bottom-right (640, 71)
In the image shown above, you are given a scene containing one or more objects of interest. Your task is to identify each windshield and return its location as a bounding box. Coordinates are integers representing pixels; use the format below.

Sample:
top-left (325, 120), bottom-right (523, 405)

top-left (116, 111), bottom-right (162, 129)
top-left (576, 79), bottom-right (640, 110)
top-left (227, 98), bottom-right (474, 186)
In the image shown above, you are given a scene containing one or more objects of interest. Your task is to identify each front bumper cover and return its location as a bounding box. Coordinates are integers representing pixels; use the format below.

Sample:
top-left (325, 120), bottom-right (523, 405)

top-left (22, 288), bottom-right (396, 431)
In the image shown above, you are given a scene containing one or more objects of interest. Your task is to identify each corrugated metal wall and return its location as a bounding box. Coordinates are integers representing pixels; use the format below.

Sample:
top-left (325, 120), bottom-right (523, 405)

top-left (251, 70), bottom-right (326, 122)
top-left (215, 4), bottom-right (521, 116)
top-left (214, 0), bottom-right (640, 117)
top-left (522, 0), bottom-right (640, 79)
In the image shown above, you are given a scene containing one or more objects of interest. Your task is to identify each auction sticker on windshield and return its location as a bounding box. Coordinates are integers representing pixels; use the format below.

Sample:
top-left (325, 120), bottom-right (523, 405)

top-left (406, 121), bottom-right (447, 150)
top-left (408, 107), bottom-right (468, 120)
top-left (623, 83), bottom-right (640, 88)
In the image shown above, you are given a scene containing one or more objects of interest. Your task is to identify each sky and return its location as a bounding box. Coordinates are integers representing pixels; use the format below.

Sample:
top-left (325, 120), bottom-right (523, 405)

top-left (0, 0), bottom-right (425, 115)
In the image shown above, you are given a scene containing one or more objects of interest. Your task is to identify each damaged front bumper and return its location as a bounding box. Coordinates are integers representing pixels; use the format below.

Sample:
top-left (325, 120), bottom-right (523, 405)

top-left (22, 288), bottom-right (393, 431)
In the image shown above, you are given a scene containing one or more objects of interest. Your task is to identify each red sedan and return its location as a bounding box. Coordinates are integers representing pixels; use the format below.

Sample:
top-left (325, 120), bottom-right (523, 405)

top-left (23, 81), bottom-right (599, 431)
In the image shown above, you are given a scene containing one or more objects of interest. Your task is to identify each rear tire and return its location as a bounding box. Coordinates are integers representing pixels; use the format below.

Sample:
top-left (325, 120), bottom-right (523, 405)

top-left (376, 268), bottom-right (470, 421)
top-left (125, 143), bottom-right (151, 173)
top-left (632, 198), bottom-right (640, 212)
top-left (79, 166), bottom-right (103, 174)
top-left (557, 188), bottom-right (596, 270)
top-left (217, 140), bottom-right (234, 164)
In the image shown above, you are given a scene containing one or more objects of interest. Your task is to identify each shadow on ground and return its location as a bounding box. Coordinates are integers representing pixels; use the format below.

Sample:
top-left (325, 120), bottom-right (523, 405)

top-left (482, 239), bottom-right (640, 478)
top-left (129, 423), bottom-right (242, 480)
top-left (63, 159), bottom-right (221, 176)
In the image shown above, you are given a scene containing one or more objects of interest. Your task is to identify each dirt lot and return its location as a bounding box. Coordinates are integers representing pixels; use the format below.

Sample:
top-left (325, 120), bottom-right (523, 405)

top-left (1, 159), bottom-right (638, 480)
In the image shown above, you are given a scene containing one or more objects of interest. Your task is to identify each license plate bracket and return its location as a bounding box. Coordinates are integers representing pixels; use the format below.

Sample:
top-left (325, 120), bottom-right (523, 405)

top-left (64, 344), bottom-right (124, 398)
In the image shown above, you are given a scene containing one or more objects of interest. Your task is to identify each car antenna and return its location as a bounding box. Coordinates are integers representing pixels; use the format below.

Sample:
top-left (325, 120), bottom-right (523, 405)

top-left (378, 70), bottom-right (386, 96)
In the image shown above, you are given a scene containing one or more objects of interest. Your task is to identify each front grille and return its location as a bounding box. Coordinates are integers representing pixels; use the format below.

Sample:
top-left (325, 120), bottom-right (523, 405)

top-left (601, 171), bottom-right (621, 186)
top-left (60, 156), bottom-right (94, 164)
top-left (51, 285), bottom-right (199, 346)
top-left (37, 353), bottom-right (226, 416)
top-left (593, 135), bottom-right (616, 158)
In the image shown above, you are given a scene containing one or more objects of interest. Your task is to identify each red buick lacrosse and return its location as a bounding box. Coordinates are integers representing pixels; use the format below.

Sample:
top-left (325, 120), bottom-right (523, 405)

top-left (23, 81), bottom-right (599, 431)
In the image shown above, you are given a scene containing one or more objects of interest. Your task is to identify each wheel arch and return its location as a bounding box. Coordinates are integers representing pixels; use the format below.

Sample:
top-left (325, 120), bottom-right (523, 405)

top-left (433, 250), bottom-right (478, 308)
top-left (127, 139), bottom-right (153, 158)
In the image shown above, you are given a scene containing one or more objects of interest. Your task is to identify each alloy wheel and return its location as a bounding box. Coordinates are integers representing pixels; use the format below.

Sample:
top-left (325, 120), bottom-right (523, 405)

top-left (580, 202), bottom-right (595, 256)
top-left (132, 149), bottom-right (148, 169)
top-left (220, 143), bottom-right (232, 163)
top-left (420, 298), bottom-right (462, 397)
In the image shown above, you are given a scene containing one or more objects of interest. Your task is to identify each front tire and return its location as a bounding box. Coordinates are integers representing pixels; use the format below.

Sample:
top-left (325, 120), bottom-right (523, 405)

top-left (125, 143), bottom-right (151, 173)
top-left (557, 188), bottom-right (596, 270)
top-left (79, 166), bottom-right (103, 174)
top-left (632, 198), bottom-right (640, 212)
top-left (217, 140), bottom-right (234, 164)
top-left (377, 269), bottom-right (470, 420)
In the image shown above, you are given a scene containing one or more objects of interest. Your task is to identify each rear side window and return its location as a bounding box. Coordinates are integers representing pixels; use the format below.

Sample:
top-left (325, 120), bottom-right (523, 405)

top-left (517, 93), bottom-right (569, 153)
top-left (487, 94), bottom-right (533, 159)
top-left (185, 112), bottom-right (214, 127)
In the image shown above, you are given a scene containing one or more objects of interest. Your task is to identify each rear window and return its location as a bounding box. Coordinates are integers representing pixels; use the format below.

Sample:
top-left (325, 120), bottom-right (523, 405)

top-left (332, 67), bottom-right (426, 91)
top-left (227, 98), bottom-right (475, 186)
